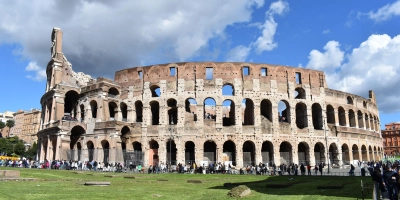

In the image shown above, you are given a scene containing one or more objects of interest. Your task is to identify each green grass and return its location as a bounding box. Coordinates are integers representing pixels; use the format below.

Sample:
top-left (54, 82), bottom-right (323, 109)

top-left (0, 167), bottom-right (374, 200)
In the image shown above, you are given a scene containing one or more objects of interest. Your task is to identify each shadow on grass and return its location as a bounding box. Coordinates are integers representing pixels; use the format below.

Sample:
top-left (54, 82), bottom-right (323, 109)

top-left (209, 175), bottom-right (373, 199)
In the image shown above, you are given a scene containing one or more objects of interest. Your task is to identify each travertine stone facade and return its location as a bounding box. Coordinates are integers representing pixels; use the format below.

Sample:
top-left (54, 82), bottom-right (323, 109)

top-left (382, 122), bottom-right (400, 155)
top-left (37, 28), bottom-right (383, 168)
top-left (11, 109), bottom-right (41, 145)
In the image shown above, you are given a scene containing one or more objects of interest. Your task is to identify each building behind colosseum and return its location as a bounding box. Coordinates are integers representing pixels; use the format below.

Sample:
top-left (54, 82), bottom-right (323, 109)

top-left (37, 28), bottom-right (383, 168)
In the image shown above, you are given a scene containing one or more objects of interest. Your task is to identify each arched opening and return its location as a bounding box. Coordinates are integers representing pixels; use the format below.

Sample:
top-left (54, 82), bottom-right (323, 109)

top-left (295, 103), bottom-right (308, 129)
top-left (365, 114), bottom-right (370, 129)
top-left (108, 87), bottom-right (119, 97)
top-left (260, 99), bottom-right (272, 122)
top-left (342, 144), bottom-right (350, 165)
top-left (150, 101), bottom-right (160, 125)
top-left (149, 140), bottom-right (159, 166)
top-left (261, 141), bottom-right (274, 165)
top-left (80, 104), bottom-right (85, 121)
top-left (204, 98), bottom-right (216, 121)
top-left (279, 142), bottom-right (292, 164)
top-left (312, 103), bottom-right (323, 130)
top-left (135, 101), bottom-right (143, 122)
top-left (64, 90), bottom-right (80, 119)
top-left (223, 140), bottom-right (236, 166)
top-left (278, 100), bottom-right (291, 123)
top-left (338, 107), bottom-right (345, 126)
top-left (369, 146), bottom-right (373, 161)
top-left (329, 143), bottom-right (339, 166)
top-left (242, 99), bottom-right (254, 125)
top-left (314, 142), bottom-right (326, 165)
top-left (87, 141), bottom-right (95, 162)
top-left (101, 140), bottom-right (110, 164)
top-left (363, 101), bottom-right (367, 108)
top-left (121, 126), bottom-right (130, 136)
top-left (166, 140), bottom-right (177, 165)
top-left (90, 100), bottom-right (98, 118)
top-left (167, 98), bottom-right (178, 125)
top-left (294, 87), bottom-right (306, 99)
top-left (120, 102), bottom-right (127, 122)
top-left (222, 84), bottom-right (234, 96)
top-left (150, 85), bottom-right (161, 97)
top-left (185, 141), bottom-right (195, 165)
top-left (352, 144), bottom-right (359, 162)
top-left (133, 142), bottom-right (142, 151)
top-left (357, 110), bottom-right (364, 128)
top-left (373, 146), bottom-right (377, 161)
top-left (185, 98), bottom-right (197, 122)
top-left (51, 139), bottom-right (57, 160)
top-left (222, 100), bottom-right (235, 126)
top-left (108, 102), bottom-right (118, 120)
top-left (77, 142), bottom-right (82, 161)
top-left (348, 109), bottom-right (356, 127)
top-left (326, 105), bottom-right (335, 124)
top-left (369, 114), bottom-right (374, 131)
top-left (243, 141), bottom-right (255, 166)
top-left (70, 125), bottom-right (85, 150)
top-left (347, 96), bottom-right (353, 104)
top-left (361, 145), bottom-right (367, 161)
top-left (203, 141), bottom-right (216, 163)
top-left (298, 142), bottom-right (310, 165)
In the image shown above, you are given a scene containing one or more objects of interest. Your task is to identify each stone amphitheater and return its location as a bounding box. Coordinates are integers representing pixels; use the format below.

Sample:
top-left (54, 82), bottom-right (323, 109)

top-left (37, 28), bottom-right (383, 168)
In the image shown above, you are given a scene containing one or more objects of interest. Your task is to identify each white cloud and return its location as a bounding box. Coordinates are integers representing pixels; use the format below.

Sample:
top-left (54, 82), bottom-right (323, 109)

top-left (305, 34), bottom-right (400, 113)
top-left (366, 1), bottom-right (400, 22)
top-left (226, 45), bottom-right (251, 61)
top-left (323, 29), bottom-right (330, 34)
top-left (253, 0), bottom-right (289, 54)
top-left (305, 41), bottom-right (344, 72)
top-left (0, 0), bottom-right (265, 79)
top-left (25, 62), bottom-right (46, 81)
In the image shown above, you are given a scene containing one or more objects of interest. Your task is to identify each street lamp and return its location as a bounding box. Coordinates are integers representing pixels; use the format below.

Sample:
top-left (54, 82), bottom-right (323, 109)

top-left (323, 118), bottom-right (330, 174)
top-left (168, 128), bottom-right (172, 169)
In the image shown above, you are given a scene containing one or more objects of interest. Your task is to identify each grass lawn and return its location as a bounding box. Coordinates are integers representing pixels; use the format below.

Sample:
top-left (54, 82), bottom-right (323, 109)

top-left (0, 167), bottom-right (374, 200)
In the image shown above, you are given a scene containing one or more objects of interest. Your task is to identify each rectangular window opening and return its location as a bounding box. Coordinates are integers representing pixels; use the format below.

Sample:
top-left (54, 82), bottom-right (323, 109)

top-left (206, 67), bottom-right (213, 80)
top-left (295, 72), bottom-right (301, 84)
top-left (170, 67), bottom-right (176, 76)
top-left (243, 66), bottom-right (250, 76)
top-left (138, 71), bottom-right (143, 79)
top-left (261, 68), bottom-right (267, 76)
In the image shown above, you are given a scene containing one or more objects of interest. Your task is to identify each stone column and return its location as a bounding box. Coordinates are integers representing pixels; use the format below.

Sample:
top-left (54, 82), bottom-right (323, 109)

top-left (337, 149), bottom-right (343, 167)
top-left (355, 113), bottom-right (359, 128)
top-left (292, 145), bottom-right (298, 165)
top-left (46, 136), bottom-right (51, 161)
top-left (344, 111), bottom-right (349, 127)
top-left (54, 135), bottom-right (61, 160)
top-left (334, 111), bottom-right (339, 126)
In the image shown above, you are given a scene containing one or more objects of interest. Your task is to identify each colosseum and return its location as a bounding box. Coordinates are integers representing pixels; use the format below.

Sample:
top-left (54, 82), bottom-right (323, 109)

top-left (37, 28), bottom-right (383, 168)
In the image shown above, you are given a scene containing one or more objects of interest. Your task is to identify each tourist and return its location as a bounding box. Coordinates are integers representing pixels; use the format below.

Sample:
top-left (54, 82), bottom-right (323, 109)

top-left (383, 165), bottom-right (398, 200)
top-left (307, 164), bottom-right (311, 175)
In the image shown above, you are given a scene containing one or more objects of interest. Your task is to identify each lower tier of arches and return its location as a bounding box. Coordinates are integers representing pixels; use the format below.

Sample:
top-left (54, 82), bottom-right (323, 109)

top-left (38, 135), bottom-right (383, 168)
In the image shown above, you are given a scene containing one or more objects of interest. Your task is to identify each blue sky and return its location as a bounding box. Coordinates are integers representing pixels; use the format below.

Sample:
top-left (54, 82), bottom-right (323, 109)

top-left (0, 0), bottom-right (400, 129)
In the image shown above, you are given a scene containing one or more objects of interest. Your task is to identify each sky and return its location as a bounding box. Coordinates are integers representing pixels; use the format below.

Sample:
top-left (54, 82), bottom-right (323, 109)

top-left (0, 0), bottom-right (400, 129)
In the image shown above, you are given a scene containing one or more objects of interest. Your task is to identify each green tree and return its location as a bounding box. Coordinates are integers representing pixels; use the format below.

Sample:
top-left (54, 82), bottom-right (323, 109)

top-left (26, 142), bottom-right (38, 159)
top-left (0, 138), bottom-right (13, 155)
top-left (0, 121), bottom-right (5, 138)
top-left (5, 119), bottom-right (15, 137)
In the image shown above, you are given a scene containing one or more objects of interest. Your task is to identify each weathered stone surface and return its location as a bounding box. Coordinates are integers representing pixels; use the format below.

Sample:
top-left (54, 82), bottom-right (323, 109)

top-left (227, 185), bottom-right (251, 198)
top-left (0, 170), bottom-right (20, 178)
top-left (84, 182), bottom-right (110, 186)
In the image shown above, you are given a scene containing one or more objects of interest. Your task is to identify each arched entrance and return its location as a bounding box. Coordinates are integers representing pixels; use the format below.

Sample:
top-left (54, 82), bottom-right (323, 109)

top-left (203, 141), bottom-right (216, 163)
top-left (149, 140), bottom-right (159, 166)
top-left (329, 143), bottom-right (339, 166)
top-left (279, 142), bottom-right (292, 164)
top-left (314, 142), bottom-right (326, 165)
top-left (185, 141), bottom-right (195, 165)
top-left (243, 141), bottom-right (255, 166)
top-left (261, 141), bottom-right (274, 165)
top-left (342, 144), bottom-right (350, 165)
top-left (361, 145), bottom-right (367, 162)
top-left (166, 140), bottom-right (177, 165)
top-left (223, 140), bottom-right (236, 166)
top-left (101, 140), bottom-right (110, 164)
top-left (87, 141), bottom-right (95, 162)
top-left (298, 142), bottom-right (310, 165)
top-left (69, 126), bottom-right (85, 161)
top-left (369, 146), bottom-right (373, 161)
top-left (352, 144), bottom-right (359, 163)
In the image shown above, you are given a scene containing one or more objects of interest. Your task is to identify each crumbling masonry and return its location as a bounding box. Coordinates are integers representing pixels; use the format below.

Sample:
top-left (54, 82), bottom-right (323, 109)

top-left (37, 28), bottom-right (383, 168)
